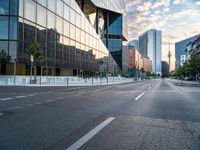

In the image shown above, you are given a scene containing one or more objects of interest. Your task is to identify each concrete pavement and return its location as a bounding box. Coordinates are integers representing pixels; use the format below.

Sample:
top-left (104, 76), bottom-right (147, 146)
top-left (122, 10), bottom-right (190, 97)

top-left (0, 79), bottom-right (200, 150)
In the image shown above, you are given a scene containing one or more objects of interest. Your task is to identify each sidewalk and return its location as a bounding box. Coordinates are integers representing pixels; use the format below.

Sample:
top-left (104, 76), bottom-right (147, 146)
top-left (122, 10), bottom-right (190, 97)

top-left (174, 79), bottom-right (200, 87)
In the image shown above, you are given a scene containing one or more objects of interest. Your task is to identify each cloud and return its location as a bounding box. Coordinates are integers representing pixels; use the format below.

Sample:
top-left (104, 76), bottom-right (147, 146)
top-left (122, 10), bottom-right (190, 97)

top-left (126, 0), bottom-right (200, 70)
top-left (196, 1), bottom-right (200, 5)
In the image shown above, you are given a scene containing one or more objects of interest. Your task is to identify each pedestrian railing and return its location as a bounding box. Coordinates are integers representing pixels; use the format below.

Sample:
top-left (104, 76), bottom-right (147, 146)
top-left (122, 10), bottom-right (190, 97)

top-left (0, 76), bottom-right (135, 86)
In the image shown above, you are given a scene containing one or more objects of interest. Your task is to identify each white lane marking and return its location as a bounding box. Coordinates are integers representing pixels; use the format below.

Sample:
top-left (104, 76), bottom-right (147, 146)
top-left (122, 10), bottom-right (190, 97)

top-left (66, 117), bottom-right (115, 150)
top-left (28, 93), bottom-right (38, 96)
top-left (0, 97), bottom-right (13, 101)
top-left (7, 106), bottom-right (23, 110)
top-left (148, 86), bottom-right (151, 90)
top-left (134, 92), bottom-right (145, 101)
top-left (15, 95), bottom-right (27, 98)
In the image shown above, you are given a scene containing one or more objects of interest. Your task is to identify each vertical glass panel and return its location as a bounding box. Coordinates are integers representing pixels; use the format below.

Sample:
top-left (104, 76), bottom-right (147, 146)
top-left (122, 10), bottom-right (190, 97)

top-left (37, 0), bottom-right (46, 7)
top-left (64, 4), bottom-right (69, 21)
top-left (0, 16), bottom-right (9, 39)
top-left (56, 16), bottom-right (63, 35)
top-left (24, 20), bottom-right (36, 43)
top-left (70, 9), bottom-right (76, 25)
top-left (0, 41), bottom-right (8, 54)
top-left (48, 0), bottom-right (55, 12)
top-left (64, 21), bottom-right (69, 37)
top-left (9, 41), bottom-right (17, 58)
top-left (24, 0), bottom-right (36, 22)
top-left (37, 25), bottom-right (46, 48)
top-left (47, 11), bottom-right (55, 29)
top-left (37, 5), bottom-right (46, 27)
top-left (19, 0), bottom-right (24, 17)
top-left (10, 17), bottom-right (18, 40)
top-left (0, 0), bottom-right (9, 15)
top-left (70, 24), bottom-right (75, 40)
top-left (10, 0), bottom-right (19, 15)
top-left (56, 0), bottom-right (63, 17)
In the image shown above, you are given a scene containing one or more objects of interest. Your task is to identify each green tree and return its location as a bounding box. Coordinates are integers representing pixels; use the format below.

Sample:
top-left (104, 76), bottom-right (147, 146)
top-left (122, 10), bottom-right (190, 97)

top-left (27, 41), bottom-right (43, 82)
top-left (146, 71), bottom-right (151, 77)
top-left (0, 49), bottom-right (11, 75)
top-left (185, 50), bottom-right (200, 76)
top-left (0, 49), bottom-right (11, 63)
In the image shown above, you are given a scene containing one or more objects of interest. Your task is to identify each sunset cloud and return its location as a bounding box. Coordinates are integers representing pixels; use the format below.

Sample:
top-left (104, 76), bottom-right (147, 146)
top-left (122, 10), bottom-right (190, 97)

top-left (126, 0), bottom-right (200, 70)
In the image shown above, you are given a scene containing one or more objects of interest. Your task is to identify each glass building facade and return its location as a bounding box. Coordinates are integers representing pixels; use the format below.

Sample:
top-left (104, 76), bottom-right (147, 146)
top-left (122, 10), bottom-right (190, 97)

top-left (0, 0), bottom-right (127, 76)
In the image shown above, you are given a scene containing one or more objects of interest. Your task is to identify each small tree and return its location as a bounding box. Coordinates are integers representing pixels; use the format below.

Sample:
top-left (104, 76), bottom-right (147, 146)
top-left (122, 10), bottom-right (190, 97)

top-left (0, 49), bottom-right (11, 75)
top-left (0, 49), bottom-right (11, 63)
top-left (27, 41), bottom-right (43, 82)
top-left (185, 50), bottom-right (200, 76)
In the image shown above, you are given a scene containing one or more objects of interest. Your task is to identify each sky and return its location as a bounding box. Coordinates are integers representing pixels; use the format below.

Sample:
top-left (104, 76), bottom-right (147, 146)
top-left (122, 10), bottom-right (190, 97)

top-left (126, 0), bottom-right (200, 71)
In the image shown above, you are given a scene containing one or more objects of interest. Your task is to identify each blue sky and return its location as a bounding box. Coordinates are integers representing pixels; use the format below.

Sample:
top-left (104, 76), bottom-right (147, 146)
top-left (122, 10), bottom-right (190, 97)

top-left (126, 0), bottom-right (200, 70)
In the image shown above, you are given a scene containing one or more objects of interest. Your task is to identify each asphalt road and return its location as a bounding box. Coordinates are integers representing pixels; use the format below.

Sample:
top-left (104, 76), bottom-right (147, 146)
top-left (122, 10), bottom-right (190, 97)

top-left (0, 79), bottom-right (200, 150)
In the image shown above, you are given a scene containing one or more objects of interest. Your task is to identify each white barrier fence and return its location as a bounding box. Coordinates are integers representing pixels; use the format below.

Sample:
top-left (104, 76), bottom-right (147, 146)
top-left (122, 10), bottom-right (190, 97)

top-left (0, 76), bottom-right (134, 86)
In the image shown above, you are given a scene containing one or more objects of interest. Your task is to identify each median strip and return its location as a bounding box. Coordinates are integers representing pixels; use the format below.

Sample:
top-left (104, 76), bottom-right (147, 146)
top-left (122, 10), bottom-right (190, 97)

top-left (66, 117), bottom-right (115, 150)
top-left (134, 92), bottom-right (145, 101)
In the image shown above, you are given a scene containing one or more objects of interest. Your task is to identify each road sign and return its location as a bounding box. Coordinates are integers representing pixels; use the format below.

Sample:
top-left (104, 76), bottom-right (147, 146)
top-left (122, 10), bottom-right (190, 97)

top-left (196, 74), bottom-right (200, 80)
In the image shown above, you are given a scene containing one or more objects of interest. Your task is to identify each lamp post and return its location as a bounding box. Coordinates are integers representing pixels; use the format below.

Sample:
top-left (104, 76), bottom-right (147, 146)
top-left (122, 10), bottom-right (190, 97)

top-left (30, 55), bottom-right (34, 84)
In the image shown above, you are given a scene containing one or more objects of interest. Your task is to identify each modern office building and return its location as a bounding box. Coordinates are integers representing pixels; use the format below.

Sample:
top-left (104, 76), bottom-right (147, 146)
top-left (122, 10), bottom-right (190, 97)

top-left (162, 61), bottom-right (169, 77)
top-left (175, 35), bottom-right (198, 70)
top-left (139, 29), bottom-right (162, 75)
top-left (128, 46), bottom-right (152, 77)
top-left (0, 0), bottom-right (127, 76)
top-left (128, 40), bottom-right (139, 50)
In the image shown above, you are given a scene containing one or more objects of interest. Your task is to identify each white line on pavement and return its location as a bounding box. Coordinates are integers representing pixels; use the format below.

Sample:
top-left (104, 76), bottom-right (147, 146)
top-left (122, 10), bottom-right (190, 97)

top-left (134, 92), bottom-right (145, 101)
top-left (0, 97), bottom-right (13, 101)
top-left (15, 95), bottom-right (27, 98)
top-left (66, 117), bottom-right (115, 150)
top-left (148, 86), bottom-right (151, 90)
top-left (7, 106), bottom-right (23, 110)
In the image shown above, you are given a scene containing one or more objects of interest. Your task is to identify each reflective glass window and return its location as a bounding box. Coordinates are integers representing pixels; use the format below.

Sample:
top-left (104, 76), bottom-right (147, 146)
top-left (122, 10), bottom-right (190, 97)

top-left (48, 0), bottom-right (55, 12)
top-left (9, 41), bottom-right (17, 58)
top-left (37, 25), bottom-right (46, 48)
top-left (19, 0), bottom-right (24, 17)
top-left (37, 0), bottom-right (46, 7)
top-left (0, 0), bottom-right (9, 15)
top-left (0, 41), bottom-right (8, 53)
top-left (24, 20), bottom-right (36, 43)
top-left (70, 9), bottom-right (76, 25)
top-left (64, 21), bottom-right (69, 37)
top-left (24, 0), bottom-right (36, 22)
top-left (56, 16), bottom-right (63, 35)
top-left (10, 17), bottom-right (18, 40)
top-left (10, 0), bottom-right (19, 15)
top-left (0, 16), bottom-right (9, 39)
top-left (47, 11), bottom-right (55, 29)
top-left (37, 5), bottom-right (46, 27)
top-left (56, 0), bottom-right (63, 17)
top-left (70, 24), bottom-right (75, 40)
top-left (64, 4), bottom-right (69, 21)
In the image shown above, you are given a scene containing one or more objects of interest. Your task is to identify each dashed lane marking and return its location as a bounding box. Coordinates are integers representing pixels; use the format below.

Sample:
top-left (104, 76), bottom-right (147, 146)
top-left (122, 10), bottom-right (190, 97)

top-left (148, 86), bottom-right (152, 90)
top-left (66, 117), bottom-right (115, 150)
top-left (0, 97), bottom-right (13, 101)
top-left (15, 95), bottom-right (27, 99)
top-left (134, 92), bottom-right (145, 101)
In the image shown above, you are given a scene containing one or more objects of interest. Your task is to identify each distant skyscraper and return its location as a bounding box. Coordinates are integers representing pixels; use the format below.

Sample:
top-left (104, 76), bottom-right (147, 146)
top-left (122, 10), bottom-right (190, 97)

top-left (139, 29), bottom-right (162, 75)
top-left (175, 35), bottom-right (199, 70)
top-left (129, 40), bottom-right (139, 50)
